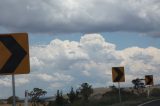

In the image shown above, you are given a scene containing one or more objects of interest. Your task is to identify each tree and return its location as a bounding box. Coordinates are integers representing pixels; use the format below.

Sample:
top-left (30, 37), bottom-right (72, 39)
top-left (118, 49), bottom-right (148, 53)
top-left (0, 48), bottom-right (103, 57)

top-left (132, 78), bottom-right (145, 95)
top-left (79, 83), bottom-right (93, 102)
top-left (67, 87), bottom-right (80, 103)
top-left (28, 88), bottom-right (47, 106)
top-left (109, 84), bottom-right (117, 90)
top-left (7, 96), bottom-right (19, 104)
top-left (55, 90), bottom-right (65, 106)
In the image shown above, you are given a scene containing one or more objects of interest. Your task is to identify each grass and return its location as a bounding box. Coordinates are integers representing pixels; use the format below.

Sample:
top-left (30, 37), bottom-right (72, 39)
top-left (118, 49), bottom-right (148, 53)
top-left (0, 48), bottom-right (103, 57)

top-left (69, 89), bottom-right (160, 106)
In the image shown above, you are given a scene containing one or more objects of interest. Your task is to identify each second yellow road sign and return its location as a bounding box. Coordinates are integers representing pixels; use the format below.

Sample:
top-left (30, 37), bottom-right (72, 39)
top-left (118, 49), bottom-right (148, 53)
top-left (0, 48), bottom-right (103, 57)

top-left (112, 67), bottom-right (125, 82)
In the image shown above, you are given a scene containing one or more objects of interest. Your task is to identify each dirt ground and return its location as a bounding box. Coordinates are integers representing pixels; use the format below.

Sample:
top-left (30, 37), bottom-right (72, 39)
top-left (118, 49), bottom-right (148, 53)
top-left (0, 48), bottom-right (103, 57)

top-left (0, 103), bottom-right (44, 106)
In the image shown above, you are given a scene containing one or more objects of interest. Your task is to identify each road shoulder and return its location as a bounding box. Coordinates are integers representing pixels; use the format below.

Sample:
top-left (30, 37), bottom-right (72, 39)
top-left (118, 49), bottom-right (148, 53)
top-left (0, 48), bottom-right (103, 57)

top-left (137, 99), bottom-right (160, 106)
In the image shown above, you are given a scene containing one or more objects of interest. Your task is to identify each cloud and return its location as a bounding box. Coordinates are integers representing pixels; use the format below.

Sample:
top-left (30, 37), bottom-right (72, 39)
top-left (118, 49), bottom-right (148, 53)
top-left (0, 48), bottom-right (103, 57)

top-left (0, 76), bottom-right (29, 87)
top-left (0, 33), bottom-right (160, 98)
top-left (118, 46), bottom-right (160, 86)
top-left (16, 77), bottom-right (29, 86)
top-left (0, 0), bottom-right (160, 36)
top-left (29, 33), bottom-right (160, 88)
top-left (0, 77), bottom-right (11, 87)
top-left (50, 82), bottom-right (64, 88)
top-left (36, 73), bottom-right (54, 82)
top-left (36, 73), bottom-right (73, 82)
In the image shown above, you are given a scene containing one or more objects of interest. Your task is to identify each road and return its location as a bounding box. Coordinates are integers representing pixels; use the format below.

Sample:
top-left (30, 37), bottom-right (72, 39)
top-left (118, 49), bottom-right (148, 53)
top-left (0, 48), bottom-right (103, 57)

top-left (138, 99), bottom-right (160, 106)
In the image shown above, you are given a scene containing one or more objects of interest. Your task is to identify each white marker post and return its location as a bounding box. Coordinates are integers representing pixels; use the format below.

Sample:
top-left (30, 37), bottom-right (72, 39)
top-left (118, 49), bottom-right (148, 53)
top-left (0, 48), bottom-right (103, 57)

top-left (25, 90), bottom-right (28, 106)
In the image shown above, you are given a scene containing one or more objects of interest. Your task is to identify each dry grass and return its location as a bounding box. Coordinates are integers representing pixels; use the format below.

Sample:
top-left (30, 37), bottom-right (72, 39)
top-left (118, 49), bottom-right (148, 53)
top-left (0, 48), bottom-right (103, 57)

top-left (0, 103), bottom-right (44, 106)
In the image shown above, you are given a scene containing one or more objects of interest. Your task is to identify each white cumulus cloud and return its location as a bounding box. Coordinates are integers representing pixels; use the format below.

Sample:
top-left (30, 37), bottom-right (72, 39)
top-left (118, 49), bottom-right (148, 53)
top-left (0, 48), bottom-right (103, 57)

top-left (29, 33), bottom-right (160, 88)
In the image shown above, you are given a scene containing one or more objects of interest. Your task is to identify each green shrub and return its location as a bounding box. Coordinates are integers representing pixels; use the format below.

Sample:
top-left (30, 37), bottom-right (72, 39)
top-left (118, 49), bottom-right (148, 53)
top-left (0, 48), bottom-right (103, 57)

top-left (7, 96), bottom-right (19, 104)
top-left (103, 89), bottom-right (139, 102)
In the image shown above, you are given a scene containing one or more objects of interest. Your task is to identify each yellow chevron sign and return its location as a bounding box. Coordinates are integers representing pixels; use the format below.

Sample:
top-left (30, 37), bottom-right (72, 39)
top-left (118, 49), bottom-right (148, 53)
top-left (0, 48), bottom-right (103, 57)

top-left (0, 33), bottom-right (30, 75)
top-left (112, 67), bottom-right (125, 82)
top-left (145, 75), bottom-right (153, 85)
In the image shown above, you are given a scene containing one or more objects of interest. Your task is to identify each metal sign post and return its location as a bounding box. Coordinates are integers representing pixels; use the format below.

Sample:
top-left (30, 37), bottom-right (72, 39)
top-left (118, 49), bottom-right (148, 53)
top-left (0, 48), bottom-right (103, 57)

top-left (118, 82), bottom-right (121, 103)
top-left (12, 74), bottom-right (16, 106)
top-left (147, 86), bottom-right (150, 98)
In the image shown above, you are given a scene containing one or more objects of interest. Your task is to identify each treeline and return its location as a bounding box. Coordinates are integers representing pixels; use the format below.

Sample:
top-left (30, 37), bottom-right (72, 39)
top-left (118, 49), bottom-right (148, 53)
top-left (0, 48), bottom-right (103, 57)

top-left (48, 82), bottom-right (93, 106)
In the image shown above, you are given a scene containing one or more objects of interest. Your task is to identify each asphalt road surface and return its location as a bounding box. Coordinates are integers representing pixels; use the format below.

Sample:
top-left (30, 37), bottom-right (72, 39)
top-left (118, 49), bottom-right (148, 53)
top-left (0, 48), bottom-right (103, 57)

top-left (139, 99), bottom-right (160, 106)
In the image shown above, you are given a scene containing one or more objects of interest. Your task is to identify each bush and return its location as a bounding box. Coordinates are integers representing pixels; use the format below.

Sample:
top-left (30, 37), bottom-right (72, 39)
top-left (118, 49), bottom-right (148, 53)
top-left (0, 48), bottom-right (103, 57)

top-left (7, 96), bottom-right (19, 104)
top-left (100, 88), bottom-right (141, 105)
top-left (47, 101), bottom-right (56, 106)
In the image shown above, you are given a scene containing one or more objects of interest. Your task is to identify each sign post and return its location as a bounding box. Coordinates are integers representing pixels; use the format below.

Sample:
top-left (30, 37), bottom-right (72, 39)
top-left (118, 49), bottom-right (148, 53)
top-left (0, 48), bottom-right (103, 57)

top-left (0, 33), bottom-right (30, 106)
top-left (145, 75), bottom-right (153, 98)
top-left (112, 67), bottom-right (125, 103)
top-left (12, 74), bottom-right (16, 106)
top-left (118, 82), bottom-right (121, 103)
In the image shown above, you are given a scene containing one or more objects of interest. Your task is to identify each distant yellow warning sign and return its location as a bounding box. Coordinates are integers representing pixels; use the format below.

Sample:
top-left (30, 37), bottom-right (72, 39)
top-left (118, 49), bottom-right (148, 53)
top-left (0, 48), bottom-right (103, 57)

top-left (145, 75), bottom-right (153, 85)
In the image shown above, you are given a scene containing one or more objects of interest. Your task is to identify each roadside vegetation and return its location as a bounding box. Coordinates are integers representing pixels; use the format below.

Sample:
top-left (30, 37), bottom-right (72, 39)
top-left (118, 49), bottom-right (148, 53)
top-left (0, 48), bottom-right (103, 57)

top-left (46, 85), bottom-right (160, 106)
top-left (2, 80), bottom-right (160, 106)
top-left (47, 79), bottom-right (160, 106)
top-left (7, 96), bottom-right (19, 104)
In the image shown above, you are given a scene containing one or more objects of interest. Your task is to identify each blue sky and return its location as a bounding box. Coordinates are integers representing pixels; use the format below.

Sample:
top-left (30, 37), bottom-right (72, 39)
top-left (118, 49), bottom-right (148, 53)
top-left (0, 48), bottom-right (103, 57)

top-left (0, 0), bottom-right (160, 99)
top-left (29, 32), bottom-right (160, 50)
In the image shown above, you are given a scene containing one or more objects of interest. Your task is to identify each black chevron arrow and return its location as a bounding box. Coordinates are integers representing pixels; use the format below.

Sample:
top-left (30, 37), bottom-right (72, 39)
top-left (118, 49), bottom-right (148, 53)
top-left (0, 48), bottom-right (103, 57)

top-left (0, 35), bottom-right (27, 74)
top-left (113, 67), bottom-right (124, 82)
